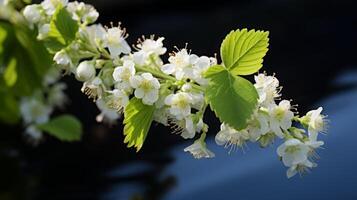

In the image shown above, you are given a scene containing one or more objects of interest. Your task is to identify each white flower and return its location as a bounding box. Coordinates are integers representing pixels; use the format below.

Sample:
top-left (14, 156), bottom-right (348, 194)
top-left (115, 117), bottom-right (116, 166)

top-left (254, 73), bottom-right (280, 106)
top-left (184, 140), bottom-right (215, 159)
top-left (43, 67), bottom-right (61, 85)
top-left (84, 24), bottom-right (107, 48)
top-left (153, 107), bottom-right (169, 126)
top-left (113, 60), bottom-right (136, 83)
top-left (41, 0), bottom-right (68, 15)
top-left (190, 92), bottom-right (205, 110)
top-left (247, 112), bottom-right (270, 141)
top-left (95, 99), bottom-right (120, 124)
top-left (76, 61), bottom-right (96, 81)
top-left (304, 107), bottom-right (328, 141)
top-left (181, 83), bottom-right (192, 92)
top-left (131, 37), bottom-right (166, 66)
top-left (81, 77), bottom-right (103, 100)
top-left (286, 159), bottom-right (315, 178)
top-left (67, 1), bottom-right (99, 23)
top-left (20, 96), bottom-right (52, 125)
top-left (191, 56), bottom-right (215, 85)
top-left (268, 100), bottom-right (294, 138)
top-left (162, 49), bottom-right (196, 80)
top-left (106, 89), bottom-right (129, 112)
top-left (48, 83), bottom-right (68, 108)
top-left (37, 24), bottom-right (50, 40)
top-left (53, 50), bottom-right (71, 66)
top-left (277, 138), bottom-right (310, 167)
top-left (164, 92), bottom-right (193, 120)
top-left (169, 116), bottom-right (203, 139)
top-left (104, 27), bottom-right (131, 57)
top-left (25, 125), bottom-right (43, 144)
top-left (130, 73), bottom-right (160, 105)
top-left (215, 123), bottom-right (250, 152)
top-left (23, 5), bottom-right (42, 24)
top-left (137, 37), bottom-right (167, 56)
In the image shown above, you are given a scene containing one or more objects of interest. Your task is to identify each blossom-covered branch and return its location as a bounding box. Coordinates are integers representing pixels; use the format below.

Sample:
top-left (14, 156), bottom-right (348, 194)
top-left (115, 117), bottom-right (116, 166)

top-left (20, 0), bottom-right (328, 178)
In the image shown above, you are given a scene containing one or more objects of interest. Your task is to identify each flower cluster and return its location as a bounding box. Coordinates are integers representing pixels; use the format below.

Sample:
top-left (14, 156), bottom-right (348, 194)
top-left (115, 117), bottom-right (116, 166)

top-left (212, 73), bottom-right (328, 177)
top-left (19, 68), bottom-right (68, 144)
top-left (21, 0), bottom-right (329, 178)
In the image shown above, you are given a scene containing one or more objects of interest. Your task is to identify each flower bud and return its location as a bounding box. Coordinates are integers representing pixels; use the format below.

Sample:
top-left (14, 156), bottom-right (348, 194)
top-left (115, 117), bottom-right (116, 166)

top-left (23, 5), bottom-right (42, 24)
top-left (76, 61), bottom-right (96, 81)
top-left (54, 50), bottom-right (71, 66)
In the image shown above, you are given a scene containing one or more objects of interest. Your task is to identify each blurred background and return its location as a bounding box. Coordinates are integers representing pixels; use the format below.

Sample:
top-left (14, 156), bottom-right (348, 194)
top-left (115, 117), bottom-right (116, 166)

top-left (1, 0), bottom-right (357, 199)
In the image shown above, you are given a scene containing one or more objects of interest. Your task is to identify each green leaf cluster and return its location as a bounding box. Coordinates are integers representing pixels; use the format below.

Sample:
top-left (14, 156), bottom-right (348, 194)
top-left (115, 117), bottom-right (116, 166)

top-left (205, 29), bottom-right (269, 130)
top-left (0, 21), bottom-right (52, 124)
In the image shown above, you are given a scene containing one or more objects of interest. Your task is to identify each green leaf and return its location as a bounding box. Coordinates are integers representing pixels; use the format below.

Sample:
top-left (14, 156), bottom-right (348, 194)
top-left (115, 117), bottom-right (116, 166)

top-left (0, 25), bottom-right (7, 55)
top-left (221, 29), bottom-right (269, 75)
top-left (37, 115), bottom-right (83, 142)
top-left (204, 65), bottom-right (258, 130)
top-left (46, 6), bottom-right (79, 50)
top-left (123, 98), bottom-right (155, 152)
top-left (3, 57), bottom-right (17, 87)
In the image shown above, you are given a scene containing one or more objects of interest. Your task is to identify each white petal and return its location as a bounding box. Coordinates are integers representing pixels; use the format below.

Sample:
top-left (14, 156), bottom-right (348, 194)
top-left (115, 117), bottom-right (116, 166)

top-left (287, 166), bottom-right (298, 178)
top-left (129, 76), bottom-right (141, 88)
top-left (162, 64), bottom-right (175, 74)
top-left (134, 88), bottom-right (145, 98)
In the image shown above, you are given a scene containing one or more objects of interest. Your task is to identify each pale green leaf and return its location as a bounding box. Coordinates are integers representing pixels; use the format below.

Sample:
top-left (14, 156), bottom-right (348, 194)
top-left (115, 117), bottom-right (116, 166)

top-left (221, 29), bottom-right (269, 75)
top-left (123, 98), bottom-right (155, 152)
top-left (37, 115), bottom-right (82, 142)
top-left (204, 65), bottom-right (258, 130)
top-left (3, 57), bottom-right (17, 87)
top-left (46, 6), bottom-right (79, 51)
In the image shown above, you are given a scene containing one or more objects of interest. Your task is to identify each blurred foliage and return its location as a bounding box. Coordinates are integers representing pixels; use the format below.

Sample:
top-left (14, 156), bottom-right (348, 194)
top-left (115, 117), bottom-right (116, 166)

top-left (0, 6), bottom-right (52, 124)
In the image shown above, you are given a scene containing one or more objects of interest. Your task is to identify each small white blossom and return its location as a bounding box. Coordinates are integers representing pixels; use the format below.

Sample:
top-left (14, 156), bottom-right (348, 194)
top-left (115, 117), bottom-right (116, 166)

top-left (130, 73), bottom-right (160, 105)
top-left (20, 96), bottom-right (52, 125)
top-left (37, 24), bottom-right (50, 40)
top-left (277, 138), bottom-right (310, 167)
top-left (48, 83), bottom-right (68, 108)
top-left (247, 112), bottom-right (270, 141)
top-left (162, 49), bottom-right (196, 80)
top-left (23, 5), bottom-right (42, 24)
top-left (137, 37), bottom-right (167, 56)
top-left (67, 1), bottom-right (99, 24)
top-left (268, 100), bottom-right (294, 138)
top-left (76, 61), bottom-right (96, 81)
top-left (106, 89), bottom-right (129, 112)
top-left (215, 123), bottom-right (250, 152)
top-left (113, 60), bottom-right (136, 83)
top-left (95, 99), bottom-right (120, 124)
top-left (286, 159), bottom-right (315, 178)
top-left (181, 83), bottom-right (192, 92)
top-left (303, 107), bottom-right (328, 141)
top-left (104, 27), bottom-right (131, 57)
top-left (53, 50), bottom-right (71, 66)
top-left (41, 0), bottom-right (68, 15)
top-left (191, 56), bottom-right (215, 85)
top-left (153, 107), bottom-right (169, 126)
top-left (81, 77), bottom-right (103, 100)
top-left (84, 24), bottom-right (107, 48)
top-left (254, 74), bottom-right (280, 107)
top-left (184, 140), bottom-right (215, 159)
top-left (165, 92), bottom-right (193, 120)
top-left (25, 125), bottom-right (43, 145)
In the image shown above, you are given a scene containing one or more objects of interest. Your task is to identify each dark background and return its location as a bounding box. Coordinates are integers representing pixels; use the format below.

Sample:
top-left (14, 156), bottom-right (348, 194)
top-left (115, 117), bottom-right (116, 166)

top-left (1, 0), bottom-right (357, 199)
